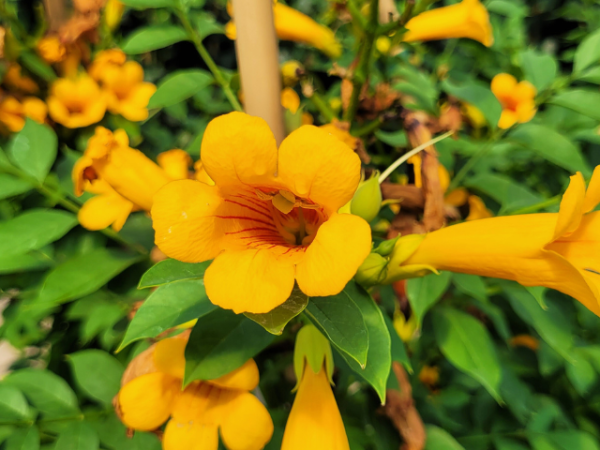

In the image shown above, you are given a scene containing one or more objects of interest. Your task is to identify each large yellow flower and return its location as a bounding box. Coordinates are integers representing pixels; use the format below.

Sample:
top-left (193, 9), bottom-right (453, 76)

top-left (226, 2), bottom-right (341, 59)
top-left (73, 127), bottom-right (191, 231)
top-left (403, 0), bottom-right (493, 47)
top-left (398, 167), bottom-right (600, 315)
top-left (118, 334), bottom-right (273, 450)
top-left (491, 73), bottom-right (537, 129)
top-left (47, 75), bottom-right (107, 128)
top-left (152, 112), bottom-right (371, 314)
top-left (100, 61), bottom-right (156, 122)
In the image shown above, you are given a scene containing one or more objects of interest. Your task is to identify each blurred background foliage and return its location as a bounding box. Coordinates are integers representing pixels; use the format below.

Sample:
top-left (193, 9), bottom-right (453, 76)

top-left (0, 0), bottom-right (600, 449)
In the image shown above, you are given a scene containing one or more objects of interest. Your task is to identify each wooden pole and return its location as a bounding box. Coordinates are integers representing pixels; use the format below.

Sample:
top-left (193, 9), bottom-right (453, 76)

top-left (231, 0), bottom-right (285, 145)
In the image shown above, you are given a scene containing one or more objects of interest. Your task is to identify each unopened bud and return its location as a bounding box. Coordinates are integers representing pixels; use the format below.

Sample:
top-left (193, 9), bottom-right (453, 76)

top-left (376, 36), bottom-right (392, 55)
top-left (355, 253), bottom-right (388, 287)
top-left (383, 234), bottom-right (437, 283)
top-left (373, 235), bottom-right (400, 256)
top-left (350, 172), bottom-right (382, 223)
top-left (281, 60), bottom-right (305, 87)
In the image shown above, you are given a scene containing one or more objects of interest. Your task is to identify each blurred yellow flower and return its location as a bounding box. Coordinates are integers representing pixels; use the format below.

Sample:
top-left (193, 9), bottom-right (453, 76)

top-left (226, 2), bottom-right (341, 58)
top-left (281, 60), bottom-right (304, 86)
top-left (73, 127), bottom-right (191, 230)
top-left (47, 75), bottom-right (107, 128)
top-left (36, 35), bottom-right (67, 63)
top-left (403, 0), bottom-right (493, 47)
top-left (0, 95), bottom-right (47, 133)
top-left (509, 334), bottom-right (540, 351)
top-left (418, 365), bottom-right (440, 387)
top-left (104, 0), bottom-right (125, 30)
top-left (3, 64), bottom-right (39, 94)
top-left (152, 112), bottom-right (371, 314)
top-left (393, 309), bottom-right (418, 342)
top-left (118, 334), bottom-right (273, 450)
top-left (88, 48), bottom-right (127, 82)
top-left (100, 61), bottom-right (156, 121)
top-left (401, 167), bottom-right (600, 316)
top-left (281, 87), bottom-right (300, 114)
top-left (491, 73), bottom-right (537, 129)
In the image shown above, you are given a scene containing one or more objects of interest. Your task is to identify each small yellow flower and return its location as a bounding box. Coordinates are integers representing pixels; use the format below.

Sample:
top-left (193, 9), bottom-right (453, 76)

top-left (101, 61), bottom-right (156, 121)
top-left (281, 87), bottom-right (300, 114)
top-left (376, 36), bottom-right (392, 54)
top-left (226, 2), bottom-right (341, 59)
top-left (73, 127), bottom-right (191, 230)
top-left (400, 167), bottom-right (600, 316)
top-left (88, 48), bottom-right (127, 82)
top-left (104, 0), bottom-right (125, 30)
top-left (281, 60), bottom-right (304, 87)
top-left (3, 64), bottom-right (39, 94)
top-left (491, 73), bottom-right (537, 129)
top-left (118, 334), bottom-right (273, 450)
top-left (418, 365), bottom-right (440, 387)
top-left (0, 95), bottom-right (47, 133)
top-left (152, 112), bottom-right (372, 314)
top-left (403, 0), bottom-right (493, 47)
top-left (47, 75), bottom-right (107, 128)
top-left (36, 35), bottom-right (67, 63)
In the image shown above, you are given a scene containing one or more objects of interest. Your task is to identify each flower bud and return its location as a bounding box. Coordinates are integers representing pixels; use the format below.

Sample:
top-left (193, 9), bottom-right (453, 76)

top-left (281, 60), bottom-right (305, 86)
top-left (376, 36), bottom-right (392, 55)
top-left (373, 235), bottom-right (400, 256)
top-left (350, 172), bottom-right (382, 223)
top-left (355, 253), bottom-right (388, 287)
top-left (383, 234), bottom-right (438, 284)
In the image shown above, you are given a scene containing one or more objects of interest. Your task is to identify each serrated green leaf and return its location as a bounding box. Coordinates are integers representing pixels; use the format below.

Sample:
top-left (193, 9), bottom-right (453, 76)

top-left (406, 272), bottom-right (452, 324)
top-left (122, 26), bottom-right (188, 54)
top-left (0, 210), bottom-right (76, 259)
top-left (7, 119), bottom-right (57, 182)
top-left (67, 350), bottom-right (124, 405)
top-left (38, 249), bottom-right (139, 305)
top-left (120, 279), bottom-right (214, 350)
top-left (245, 285), bottom-right (308, 335)
top-left (148, 69), bottom-right (213, 109)
top-left (184, 308), bottom-right (274, 384)
top-left (433, 308), bottom-right (502, 401)
top-left (139, 259), bottom-right (210, 288)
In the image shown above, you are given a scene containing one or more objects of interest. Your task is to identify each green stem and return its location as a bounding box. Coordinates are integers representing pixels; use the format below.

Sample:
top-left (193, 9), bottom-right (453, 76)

top-left (353, 117), bottom-right (383, 137)
top-left (346, 0), bottom-right (368, 31)
top-left (175, 9), bottom-right (243, 112)
top-left (509, 195), bottom-right (561, 215)
top-left (400, 0), bottom-right (415, 25)
top-left (344, 0), bottom-right (379, 125)
top-left (310, 91), bottom-right (337, 122)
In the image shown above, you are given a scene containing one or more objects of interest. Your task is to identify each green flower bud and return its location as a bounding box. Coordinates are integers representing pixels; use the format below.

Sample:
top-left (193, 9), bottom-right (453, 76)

top-left (383, 234), bottom-right (438, 284)
top-left (293, 324), bottom-right (334, 389)
top-left (355, 252), bottom-right (389, 287)
top-left (350, 171), bottom-right (382, 223)
top-left (373, 235), bottom-right (400, 256)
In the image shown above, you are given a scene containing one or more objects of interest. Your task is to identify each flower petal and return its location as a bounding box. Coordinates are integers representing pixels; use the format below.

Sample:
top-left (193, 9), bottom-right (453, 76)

top-left (152, 179), bottom-right (226, 262)
top-left (204, 248), bottom-right (295, 314)
top-left (209, 359), bottom-right (259, 391)
top-left (153, 336), bottom-right (187, 380)
top-left (163, 420), bottom-right (219, 450)
top-left (296, 213), bottom-right (371, 297)
top-left (157, 149), bottom-right (192, 180)
top-left (78, 193), bottom-right (134, 231)
top-left (201, 112), bottom-right (278, 190)
top-left (498, 109), bottom-right (518, 129)
top-left (583, 165), bottom-right (600, 213)
top-left (491, 73), bottom-right (517, 100)
top-left (554, 172), bottom-right (586, 239)
top-left (220, 392), bottom-right (274, 450)
top-left (118, 373), bottom-right (180, 431)
top-left (278, 126), bottom-right (362, 212)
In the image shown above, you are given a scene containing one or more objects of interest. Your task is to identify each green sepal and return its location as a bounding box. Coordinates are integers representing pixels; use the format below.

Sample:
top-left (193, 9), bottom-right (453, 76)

top-left (293, 324), bottom-right (334, 391)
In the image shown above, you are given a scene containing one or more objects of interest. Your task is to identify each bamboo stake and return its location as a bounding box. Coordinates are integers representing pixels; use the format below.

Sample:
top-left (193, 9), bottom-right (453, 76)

top-left (43, 0), bottom-right (66, 31)
top-left (231, 0), bottom-right (285, 145)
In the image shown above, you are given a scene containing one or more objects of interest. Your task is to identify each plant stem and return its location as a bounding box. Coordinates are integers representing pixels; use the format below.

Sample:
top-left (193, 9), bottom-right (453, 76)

top-left (309, 91), bottom-right (337, 122)
top-left (175, 9), bottom-right (243, 112)
top-left (346, 0), bottom-right (368, 30)
top-left (399, 0), bottom-right (415, 25)
top-left (344, 0), bottom-right (380, 125)
top-left (353, 117), bottom-right (383, 137)
top-left (509, 195), bottom-right (561, 215)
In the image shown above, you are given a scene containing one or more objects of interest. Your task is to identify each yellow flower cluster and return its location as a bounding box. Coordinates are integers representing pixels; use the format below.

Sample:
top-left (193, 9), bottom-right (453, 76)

top-left (0, 91), bottom-right (47, 133)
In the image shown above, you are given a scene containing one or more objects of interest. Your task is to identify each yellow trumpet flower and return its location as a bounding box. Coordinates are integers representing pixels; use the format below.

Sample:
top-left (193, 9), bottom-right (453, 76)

top-left (47, 75), bottom-right (107, 128)
top-left (403, 0), bottom-right (493, 47)
top-left (226, 2), bottom-right (341, 59)
top-left (0, 95), bottom-right (47, 133)
top-left (491, 73), bottom-right (537, 129)
top-left (400, 167), bottom-right (600, 316)
top-left (118, 334), bottom-right (273, 450)
top-left (73, 127), bottom-right (191, 230)
top-left (36, 35), bottom-right (67, 63)
top-left (152, 112), bottom-right (371, 314)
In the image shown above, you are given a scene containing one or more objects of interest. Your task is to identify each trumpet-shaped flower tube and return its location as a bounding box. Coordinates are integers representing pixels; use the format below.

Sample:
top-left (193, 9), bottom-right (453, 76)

top-left (399, 168), bottom-right (600, 316)
top-left (152, 112), bottom-right (372, 314)
top-left (73, 127), bottom-right (191, 230)
top-left (118, 335), bottom-right (273, 450)
top-left (47, 75), bottom-right (107, 128)
top-left (491, 73), bottom-right (537, 129)
top-left (403, 0), bottom-right (493, 47)
top-left (226, 2), bottom-right (341, 59)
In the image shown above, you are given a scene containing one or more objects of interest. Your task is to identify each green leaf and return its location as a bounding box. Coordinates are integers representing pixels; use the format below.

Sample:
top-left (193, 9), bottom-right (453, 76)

top-left (375, 130), bottom-right (408, 148)
top-left (0, 385), bottom-right (31, 421)
top-left (334, 282), bottom-right (391, 403)
top-left (7, 119), bottom-right (57, 182)
top-left (441, 80), bottom-right (502, 128)
top-left (433, 308), bottom-right (502, 401)
top-left (384, 314), bottom-right (412, 372)
top-left (305, 288), bottom-right (369, 367)
top-left (38, 249), bottom-right (139, 305)
top-left (452, 274), bottom-right (487, 302)
top-left (465, 172), bottom-right (543, 213)
top-left (54, 423), bottom-right (99, 450)
top-left (184, 308), bottom-right (274, 384)
top-left (0, 210), bottom-right (76, 259)
top-left (122, 26), bottom-right (188, 54)
top-left (120, 279), bottom-right (214, 350)
top-left (392, 66), bottom-right (438, 113)
top-left (574, 28), bottom-right (600, 74)
top-left (148, 69), bottom-right (213, 109)
top-left (406, 272), bottom-right (452, 324)
top-left (139, 259), bottom-right (210, 288)
top-left (195, 12), bottom-right (225, 40)
top-left (245, 285), bottom-right (308, 335)
top-left (19, 51), bottom-right (57, 82)
top-left (4, 369), bottom-right (80, 419)
top-left (548, 431), bottom-right (600, 450)
top-left (5, 427), bottom-right (39, 450)
top-left (509, 124), bottom-right (591, 176)
top-left (548, 89), bottom-right (600, 121)
top-left (566, 349), bottom-right (596, 395)
top-left (502, 282), bottom-right (573, 362)
top-left (575, 66), bottom-right (600, 84)
top-left (520, 49), bottom-right (557, 91)
top-left (120, 0), bottom-right (175, 7)
top-left (67, 350), bottom-right (124, 405)
top-left (424, 425), bottom-right (465, 450)
top-left (0, 174), bottom-right (33, 200)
